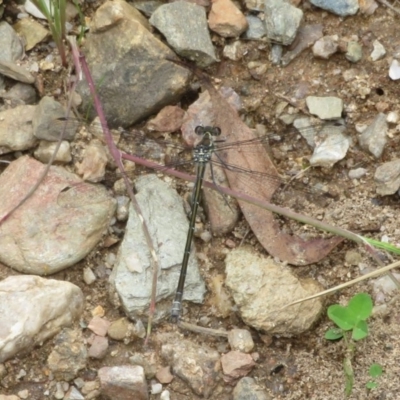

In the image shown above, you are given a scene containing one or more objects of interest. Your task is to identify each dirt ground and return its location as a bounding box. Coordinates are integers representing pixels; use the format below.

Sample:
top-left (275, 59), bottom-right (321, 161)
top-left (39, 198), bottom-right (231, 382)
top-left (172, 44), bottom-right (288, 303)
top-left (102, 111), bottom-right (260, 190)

top-left (2, 1), bottom-right (400, 399)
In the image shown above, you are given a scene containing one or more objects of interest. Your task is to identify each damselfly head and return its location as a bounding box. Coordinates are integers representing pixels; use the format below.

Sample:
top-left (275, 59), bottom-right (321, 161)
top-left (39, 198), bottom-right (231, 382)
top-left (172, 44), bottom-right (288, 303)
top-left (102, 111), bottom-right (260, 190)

top-left (195, 126), bottom-right (221, 137)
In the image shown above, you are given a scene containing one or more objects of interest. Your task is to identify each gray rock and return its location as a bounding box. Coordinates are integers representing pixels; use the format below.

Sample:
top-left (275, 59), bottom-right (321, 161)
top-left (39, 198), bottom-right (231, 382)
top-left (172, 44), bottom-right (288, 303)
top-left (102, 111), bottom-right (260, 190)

top-left (24, 0), bottom-right (48, 18)
top-left (0, 276), bottom-right (84, 363)
top-left (359, 113), bottom-right (388, 158)
top-left (244, 15), bottom-right (266, 40)
top-left (0, 21), bottom-right (24, 62)
top-left (77, 0), bottom-right (191, 128)
top-left (1, 83), bottom-right (37, 105)
top-left (133, 0), bottom-right (163, 17)
top-left (109, 175), bottom-right (206, 322)
top-left (149, 2), bottom-right (217, 67)
top-left (47, 328), bottom-right (87, 381)
top-left (233, 377), bottom-right (271, 400)
top-left (0, 105), bottom-right (38, 154)
top-left (33, 96), bottom-right (79, 141)
top-left (99, 366), bottom-right (148, 400)
top-left (310, 124), bottom-right (350, 168)
top-left (0, 60), bottom-right (35, 84)
top-left (0, 156), bottom-right (116, 274)
top-left (312, 35), bottom-right (338, 59)
top-left (263, 0), bottom-right (303, 46)
top-left (371, 40), bottom-right (386, 61)
top-left (293, 116), bottom-right (322, 147)
top-left (309, 0), bottom-right (359, 16)
top-left (345, 41), bottom-right (363, 63)
top-left (225, 247), bottom-right (324, 336)
top-left (281, 24), bottom-right (323, 66)
top-left (160, 333), bottom-right (220, 398)
top-left (373, 272), bottom-right (400, 297)
top-left (270, 44), bottom-right (283, 64)
top-left (306, 96), bottom-right (343, 120)
top-left (64, 387), bottom-right (85, 400)
top-left (348, 167), bottom-right (367, 179)
top-left (374, 159), bottom-right (400, 195)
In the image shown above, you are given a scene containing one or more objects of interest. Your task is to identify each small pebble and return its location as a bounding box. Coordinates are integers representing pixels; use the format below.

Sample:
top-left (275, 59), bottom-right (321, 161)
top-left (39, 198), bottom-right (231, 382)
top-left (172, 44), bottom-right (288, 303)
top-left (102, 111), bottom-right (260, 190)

top-left (91, 305), bottom-right (105, 317)
top-left (228, 329), bottom-right (254, 353)
top-left (344, 250), bottom-right (362, 266)
top-left (389, 59), bottom-right (400, 80)
top-left (312, 35), bottom-right (338, 59)
top-left (73, 377), bottom-right (85, 388)
top-left (387, 111), bottom-right (399, 124)
top-left (348, 168), bottom-right (367, 179)
top-left (107, 318), bottom-right (131, 341)
top-left (200, 230), bottom-right (212, 242)
top-left (160, 390), bottom-right (171, 400)
top-left (83, 267), bottom-right (96, 285)
top-left (54, 382), bottom-right (65, 399)
top-left (16, 369), bottom-right (26, 379)
top-left (17, 389), bottom-right (29, 399)
top-left (133, 319), bottom-right (146, 339)
top-left (156, 366), bottom-right (174, 384)
top-left (151, 382), bottom-right (163, 395)
top-left (370, 39), bottom-right (386, 61)
top-left (345, 41), bottom-right (363, 63)
top-left (105, 252), bottom-right (116, 268)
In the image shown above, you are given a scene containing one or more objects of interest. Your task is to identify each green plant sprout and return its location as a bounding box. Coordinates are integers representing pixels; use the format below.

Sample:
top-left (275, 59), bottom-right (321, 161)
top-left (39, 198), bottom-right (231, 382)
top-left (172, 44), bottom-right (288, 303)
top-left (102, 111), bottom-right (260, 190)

top-left (30, 0), bottom-right (67, 66)
top-left (366, 363), bottom-right (383, 390)
top-left (325, 293), bottom-right (379, 397)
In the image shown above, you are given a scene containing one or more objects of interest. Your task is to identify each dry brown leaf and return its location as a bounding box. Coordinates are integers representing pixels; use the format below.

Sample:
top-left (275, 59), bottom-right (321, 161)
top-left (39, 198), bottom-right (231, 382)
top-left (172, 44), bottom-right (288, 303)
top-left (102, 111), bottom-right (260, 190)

top-left (200, 79), bottom-right (342, 266)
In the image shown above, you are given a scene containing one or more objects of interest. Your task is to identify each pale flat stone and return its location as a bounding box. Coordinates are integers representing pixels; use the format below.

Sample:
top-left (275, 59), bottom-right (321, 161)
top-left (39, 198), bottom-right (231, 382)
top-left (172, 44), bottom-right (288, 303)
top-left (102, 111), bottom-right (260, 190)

top-left (0, 276), bottom-right (84, 363)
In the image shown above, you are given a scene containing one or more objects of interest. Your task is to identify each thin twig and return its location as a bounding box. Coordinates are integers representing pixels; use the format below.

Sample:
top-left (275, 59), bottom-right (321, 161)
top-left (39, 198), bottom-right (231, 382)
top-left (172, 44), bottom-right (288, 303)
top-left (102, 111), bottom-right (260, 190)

top-left (284, 258), bottom-right (400, 308)
top-left (376, 0), bottom-right (400, 14)
top-left (178, 321), bottom-right (229, 338)
top-left (78, 52), bottom-right (160, 345)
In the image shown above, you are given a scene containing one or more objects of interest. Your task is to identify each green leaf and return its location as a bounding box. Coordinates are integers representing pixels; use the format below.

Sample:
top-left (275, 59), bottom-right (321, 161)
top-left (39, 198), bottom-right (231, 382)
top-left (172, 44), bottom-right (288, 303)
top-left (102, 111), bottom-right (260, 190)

top-left (352, 320), bottom-right (368, 341)
top-left (366, 381), bottom-right (377, 389)
top-left (325, 328), bottom-right (343, 340)
top-left (369, 363), bottom-right (383, 377)
top-left (327, 305), bottom-right (355, 330)
top-left (347, 293), bottom-right (373, 320)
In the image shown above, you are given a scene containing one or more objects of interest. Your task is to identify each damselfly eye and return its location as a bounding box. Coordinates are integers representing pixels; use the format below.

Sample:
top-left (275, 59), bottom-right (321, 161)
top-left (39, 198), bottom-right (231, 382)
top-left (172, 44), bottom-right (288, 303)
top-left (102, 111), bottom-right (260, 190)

top-left (195, 126), bottom-right (205, 135)
top-left (212, 127), bottom-right (221, 136)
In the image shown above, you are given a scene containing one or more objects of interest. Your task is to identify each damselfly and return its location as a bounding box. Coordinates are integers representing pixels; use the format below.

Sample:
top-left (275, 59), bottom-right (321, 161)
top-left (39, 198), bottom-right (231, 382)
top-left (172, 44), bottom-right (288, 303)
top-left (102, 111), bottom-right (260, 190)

top-left (170, 125), bottom-right (223, 322)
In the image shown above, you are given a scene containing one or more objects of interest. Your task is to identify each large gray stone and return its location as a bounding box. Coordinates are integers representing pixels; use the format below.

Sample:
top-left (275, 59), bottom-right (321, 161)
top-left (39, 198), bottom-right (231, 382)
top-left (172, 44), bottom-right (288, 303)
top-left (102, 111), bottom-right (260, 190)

top-left (150, 1), bottom-right (217, 67)
top-left (109, 175), bottom-right (206, 322)
top-left (77, 0), bottom-right (191, 128)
